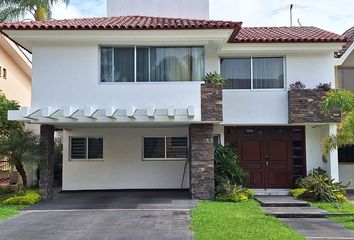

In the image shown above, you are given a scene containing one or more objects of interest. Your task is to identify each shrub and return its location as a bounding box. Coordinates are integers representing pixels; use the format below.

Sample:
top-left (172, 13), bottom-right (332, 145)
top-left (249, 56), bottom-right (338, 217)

top-left (216, 181), bottom-right (249, 202)
top-left (215, 144), bottom-right (248, 193)
top-left (290, 188), bottom-right (307, 198)
top-left (3, 190), bottom-right (41, 205)
top-left (299, 168), bottom-right (349, 205)
top-left (336, 193), bottom-right (347, 202)
top-left (247, 189), bottom-right (254, 199)
top-left (289, 81), bottom-right (306, 90)
top-left (204, 72), bottom-right (225, 84)
top-left (316, 83), bottom-right (331, 91)
top-left (0, 186), bottom-right (15, 195)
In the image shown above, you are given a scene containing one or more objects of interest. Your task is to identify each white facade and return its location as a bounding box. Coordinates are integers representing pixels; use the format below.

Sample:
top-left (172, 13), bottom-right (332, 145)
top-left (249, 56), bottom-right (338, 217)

top-left (63, 127), bottom-right (190, 190)
top-left (107, 0), bottom-right (209, 19)
top-left (2, 28), bottom-right (344, 190)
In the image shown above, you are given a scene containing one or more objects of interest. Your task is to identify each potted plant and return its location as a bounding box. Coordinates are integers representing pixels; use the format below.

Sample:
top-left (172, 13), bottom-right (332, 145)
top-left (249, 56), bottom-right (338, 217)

top-left (204, 71), bottom-right (226, 85)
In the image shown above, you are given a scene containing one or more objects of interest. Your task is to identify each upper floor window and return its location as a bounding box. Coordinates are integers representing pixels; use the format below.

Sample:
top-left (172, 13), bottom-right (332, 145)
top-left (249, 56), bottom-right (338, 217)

top-left (221, 57), bottom-right (285, 90)
top-left (101, 46), bottom-right (204, 82)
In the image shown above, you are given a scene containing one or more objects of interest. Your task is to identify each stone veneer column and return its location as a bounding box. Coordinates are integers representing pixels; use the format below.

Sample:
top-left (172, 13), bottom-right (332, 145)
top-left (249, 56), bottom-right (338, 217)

top-left (189, 124), bottom-right (215, 200)
top-left (39, 125), bottom-right (55, 200)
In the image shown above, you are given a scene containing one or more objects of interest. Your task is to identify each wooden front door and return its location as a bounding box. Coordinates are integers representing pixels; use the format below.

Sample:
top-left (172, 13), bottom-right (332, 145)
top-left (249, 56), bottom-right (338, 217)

top-left (225, 127), bottom-right (305, 189)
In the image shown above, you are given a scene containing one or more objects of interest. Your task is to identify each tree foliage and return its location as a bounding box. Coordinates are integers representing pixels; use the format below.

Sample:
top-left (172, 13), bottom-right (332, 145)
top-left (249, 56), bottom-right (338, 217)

top-left (321, 89), bottom-right (354, 153)
top-left (0, 90), bottom-right (22, 135)
top-left (0, 90), bottom-right (40, 188)
top-left (0, 0), bottom-right (70, 22)
top-left (0, 130), bottom-right (40, 187)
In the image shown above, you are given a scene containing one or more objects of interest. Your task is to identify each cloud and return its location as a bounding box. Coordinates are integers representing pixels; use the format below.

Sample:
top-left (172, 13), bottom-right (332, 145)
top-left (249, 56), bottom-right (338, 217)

top-left (51, 0), bottom-right (106, 20)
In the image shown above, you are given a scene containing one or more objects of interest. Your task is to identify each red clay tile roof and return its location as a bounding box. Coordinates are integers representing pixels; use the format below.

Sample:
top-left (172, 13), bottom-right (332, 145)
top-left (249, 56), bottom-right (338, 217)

top-left (0, 15), bottom-right (241, 31)
top-left (232, 26), bottom-right (346, 43)
top-left (335, 26), bottom-right (354, 58)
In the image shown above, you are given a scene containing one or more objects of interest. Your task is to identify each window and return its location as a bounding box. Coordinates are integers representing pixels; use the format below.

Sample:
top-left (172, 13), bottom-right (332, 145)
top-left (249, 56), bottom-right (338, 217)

top-left (339, 145), bottom-right (354, 163)
top-left (221, 57), bottom-right (284, 89)
top-left (143, 137), bottom-right (188, 160)
top-left (70, 137), bottom-right (103, 160)
top-left (340, 68), bottom-right (354, 92)
top-left (3, 68), bottom-right (7, 79)
top-left (213, 135), bottom-right (221, 148)
top-left (101, 46), bottom-right (204, 82)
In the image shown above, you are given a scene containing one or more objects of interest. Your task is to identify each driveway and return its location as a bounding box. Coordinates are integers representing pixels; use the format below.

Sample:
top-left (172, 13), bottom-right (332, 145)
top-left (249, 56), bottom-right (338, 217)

top-left (0, 190), bottom-right (196, 240)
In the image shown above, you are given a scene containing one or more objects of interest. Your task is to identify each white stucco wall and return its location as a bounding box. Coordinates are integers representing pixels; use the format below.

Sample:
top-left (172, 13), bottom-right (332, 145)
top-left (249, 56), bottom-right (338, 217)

top-left (107, 0), bottom-right (209, 19)
top-left (305, 125), bottom-right (328, 173)
top-left (62, 127), bottom-right (191, 190)
top-left (222, 52), bottom-right (335, 125)
top-left (339, 165), bottom-right (354, 189)
top-left (32, 44), bottom-right (202, 121)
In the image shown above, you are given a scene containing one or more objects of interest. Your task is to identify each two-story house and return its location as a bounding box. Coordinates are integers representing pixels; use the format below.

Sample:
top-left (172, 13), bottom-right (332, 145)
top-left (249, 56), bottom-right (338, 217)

top-left (0, 1), bottom-right (345, 199)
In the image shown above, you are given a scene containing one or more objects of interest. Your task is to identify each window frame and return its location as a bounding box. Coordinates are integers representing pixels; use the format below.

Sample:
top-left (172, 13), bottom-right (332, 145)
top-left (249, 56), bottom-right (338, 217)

top-left (142, 136), bottom-right (188, 161)
top-left (99, 46), bottom-right (205, 84)
top-left (69, 136), bottom-right (104, 161)
top-left (3, 68), bottom-right (7, 79)
top-left (220, 56), bottom-right (287, 91)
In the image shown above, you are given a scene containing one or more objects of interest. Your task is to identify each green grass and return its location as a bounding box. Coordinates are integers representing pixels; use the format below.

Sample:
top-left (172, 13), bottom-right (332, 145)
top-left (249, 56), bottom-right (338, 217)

top-left (0, 195), bottom-right (24, 221)
top-left (190, 200), bottom-right (305, 240)
top-left (311, 201), bottom-right (354, 231)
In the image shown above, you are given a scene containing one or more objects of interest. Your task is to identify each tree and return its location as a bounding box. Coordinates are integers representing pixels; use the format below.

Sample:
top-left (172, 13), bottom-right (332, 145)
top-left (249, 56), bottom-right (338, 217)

top-left (0, 90), bottom-right (40, 188)
top-left (0, 129), bottom-right (40, 188)
top-left (321, 89), bottom-right (354, 153)
top-left (0, 0), bottom-right (70, 22)
top-left (0, 90), bottom-right (22, 136)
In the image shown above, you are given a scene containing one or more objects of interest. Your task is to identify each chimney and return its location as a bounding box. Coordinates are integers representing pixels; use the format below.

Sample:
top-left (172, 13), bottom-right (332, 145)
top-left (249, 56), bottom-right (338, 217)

top-left (107, 0), bottom-right (210, 19)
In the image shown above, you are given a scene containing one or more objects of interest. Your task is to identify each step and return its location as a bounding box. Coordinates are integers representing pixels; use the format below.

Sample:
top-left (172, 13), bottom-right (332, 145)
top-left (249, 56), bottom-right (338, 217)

top-left (256, 196), bottom-right (310, 207)
top-left (254, 189), bottom-right (290, 196)
top-left (281, 218), bottom-right (354, 239)
top-left (263, 206), bottom-right (329, 218)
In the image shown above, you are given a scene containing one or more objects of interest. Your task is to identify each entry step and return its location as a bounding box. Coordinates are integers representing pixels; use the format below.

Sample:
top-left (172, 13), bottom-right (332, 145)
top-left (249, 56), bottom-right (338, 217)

top-left (254, 189), bottom-right (290, 196)
top-left (263, 206), bottom-right (329, 218)
top-left (256, 196), bottom-right (310, 207)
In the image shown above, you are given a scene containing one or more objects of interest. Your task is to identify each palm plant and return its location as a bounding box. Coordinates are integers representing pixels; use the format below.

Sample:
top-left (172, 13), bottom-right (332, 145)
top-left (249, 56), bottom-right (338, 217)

top-left (0, 129), bottom-right (41, 188)
top-left (0, 0), bottom-right (70, 22)
top-left (321, 89), bottom-right (354, 153)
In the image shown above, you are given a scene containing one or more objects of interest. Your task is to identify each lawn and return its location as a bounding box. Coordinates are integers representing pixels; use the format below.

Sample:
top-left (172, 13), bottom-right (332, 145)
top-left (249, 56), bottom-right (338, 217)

top-left (311, 201), bottom-right (354, 231)
top-left (190, 200), bottom-right (305, 240)
top-left (0, 195), bottom-right (24, 221)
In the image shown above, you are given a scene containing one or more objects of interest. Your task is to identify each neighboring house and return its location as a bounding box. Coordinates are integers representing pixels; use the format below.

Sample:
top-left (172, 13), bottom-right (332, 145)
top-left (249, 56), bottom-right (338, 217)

top-left (334, 26), bottom-right (354, 188)
top-left (0, 33), bottom-right (38, 186)
top-left (0, 34), bottom-right (31, 106)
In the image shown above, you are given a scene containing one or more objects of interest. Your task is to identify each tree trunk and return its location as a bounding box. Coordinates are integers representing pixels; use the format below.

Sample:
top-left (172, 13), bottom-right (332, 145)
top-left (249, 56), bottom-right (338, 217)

top-left (15, 162), bottom-right (27, 188)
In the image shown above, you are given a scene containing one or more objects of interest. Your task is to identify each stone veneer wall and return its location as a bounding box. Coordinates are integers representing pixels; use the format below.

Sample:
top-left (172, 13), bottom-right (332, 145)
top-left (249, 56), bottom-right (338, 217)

top-left (288, 89), bottom-right (341, 123)
top-left (189, 124), bottom-right (215, 200)
top-left (201, 84), bottom-right (223, 122)
top-left (39, 124), bottom-right (55, 200)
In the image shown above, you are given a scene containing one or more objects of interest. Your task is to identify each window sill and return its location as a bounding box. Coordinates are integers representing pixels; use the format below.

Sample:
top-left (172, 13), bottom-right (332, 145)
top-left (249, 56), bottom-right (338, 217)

top-left (222, 88), bottom-right (287, 92)
top-left (69, 159), bottom-right (104, 162)
top-left (339, 162), bottom-right (354, 165)
top-left (143, 158), bottom-right (187, 161)
top-left (99, 81), bottom-right (204, 85)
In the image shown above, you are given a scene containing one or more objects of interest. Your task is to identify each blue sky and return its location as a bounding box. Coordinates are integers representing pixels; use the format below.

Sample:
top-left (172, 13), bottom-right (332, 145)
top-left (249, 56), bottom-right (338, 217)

top-left (51, 0), bottom-right (354, 34)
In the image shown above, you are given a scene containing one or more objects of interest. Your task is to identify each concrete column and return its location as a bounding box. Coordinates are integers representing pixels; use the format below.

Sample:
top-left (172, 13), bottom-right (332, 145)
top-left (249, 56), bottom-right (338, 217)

top-left (189, 124), bottom-right (215, 200)
top-left (328, 124), bottom-right (339, 182)
top-left (39, 125), bottom-right (55, 200)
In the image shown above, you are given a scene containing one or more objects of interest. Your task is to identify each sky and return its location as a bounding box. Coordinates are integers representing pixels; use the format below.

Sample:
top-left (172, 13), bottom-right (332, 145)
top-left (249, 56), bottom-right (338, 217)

top-left (51, 0), bottom-right (354, 34)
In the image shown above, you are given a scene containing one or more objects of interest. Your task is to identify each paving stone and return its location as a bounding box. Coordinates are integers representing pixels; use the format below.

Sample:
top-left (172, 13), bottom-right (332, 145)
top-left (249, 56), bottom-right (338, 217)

top-left (263, 206), bottom-right (329, 218)
top-left (282, 218), bottom-right (354, 240)
top-left (256, 196), bottom-right (310, 207)
top-left (0, 190), bottom-right (195, 240)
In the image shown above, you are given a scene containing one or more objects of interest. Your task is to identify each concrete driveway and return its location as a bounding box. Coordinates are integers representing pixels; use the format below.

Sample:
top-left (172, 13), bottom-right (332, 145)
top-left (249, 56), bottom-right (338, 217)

top-left (0, 190), bottom-right (196, 240)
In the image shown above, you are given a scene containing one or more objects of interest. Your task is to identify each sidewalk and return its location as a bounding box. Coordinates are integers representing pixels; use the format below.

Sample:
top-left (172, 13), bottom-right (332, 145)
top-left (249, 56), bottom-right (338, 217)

top-left (256, 196), bottom-right (354, 240)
